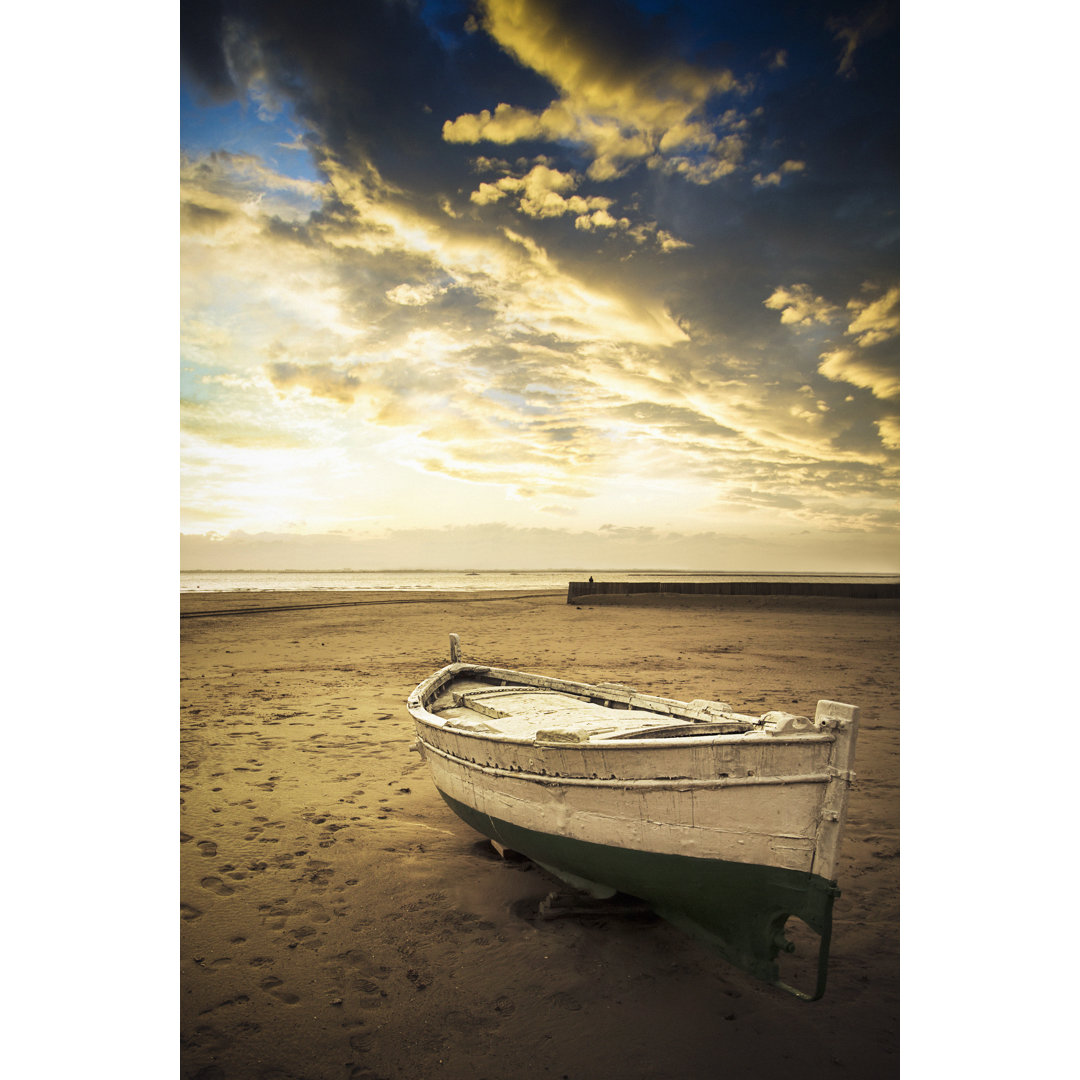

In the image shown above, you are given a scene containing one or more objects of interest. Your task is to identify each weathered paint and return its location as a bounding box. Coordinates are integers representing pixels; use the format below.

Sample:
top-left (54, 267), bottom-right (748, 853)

top-left (408, 652), bottom-right (858, 998)
top-left (424, 743), bottom-right (828, 874)
top-left (438, 789), bottom-right (839, 999)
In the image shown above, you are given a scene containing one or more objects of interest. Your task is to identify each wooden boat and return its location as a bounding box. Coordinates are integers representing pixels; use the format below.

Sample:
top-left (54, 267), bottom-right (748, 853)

top-left (408, 635), bottom-right (858, 999)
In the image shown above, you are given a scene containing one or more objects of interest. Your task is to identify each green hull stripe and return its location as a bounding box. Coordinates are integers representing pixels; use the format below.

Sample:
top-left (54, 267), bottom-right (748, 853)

top-left (437, 788), bottom-right (839, 999)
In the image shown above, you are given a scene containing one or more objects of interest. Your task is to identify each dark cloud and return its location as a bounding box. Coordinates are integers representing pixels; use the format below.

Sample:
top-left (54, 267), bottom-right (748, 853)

top-left (183, 0), bottom-right (519, 194)
top-left (181, 0), bottom-right (898, 346)
top-left (181, 1), bottom-right (897, 198)
top-left (180, 200), bottom-right (234, 233)
top-left (180, 0), bottom-right (236, 102)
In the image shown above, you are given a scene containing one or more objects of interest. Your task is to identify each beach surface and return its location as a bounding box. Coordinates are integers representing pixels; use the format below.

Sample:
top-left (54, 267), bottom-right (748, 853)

top-left (181, 590), bottom-right (899, 1080)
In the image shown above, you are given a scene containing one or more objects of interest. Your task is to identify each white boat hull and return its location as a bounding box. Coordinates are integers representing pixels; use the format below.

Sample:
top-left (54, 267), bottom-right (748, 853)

top-left (408, 652), bottom-right (858, 998)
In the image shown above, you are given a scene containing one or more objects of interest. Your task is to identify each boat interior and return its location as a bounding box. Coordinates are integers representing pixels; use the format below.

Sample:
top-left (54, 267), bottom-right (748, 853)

top-left (426, 675), bottom-right (757, 742)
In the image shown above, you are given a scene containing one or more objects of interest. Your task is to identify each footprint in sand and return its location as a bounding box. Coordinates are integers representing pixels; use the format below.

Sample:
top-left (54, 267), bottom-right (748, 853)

top-left (305, 898), bottom-right (333, 922)
top-left (181, 903), bottom-right (203, 921)
top-left (347, 1067), bottom-right (387, 1080)
top-left (259, 976), bottom-right (300, 1004)
top-left (547, 991), bottom-right (582, 1011)
top-left (197, 840), bottom-right (218, 858)
top-left (200, 876), bottom-right (236, 896)
top-left (348, 1032), bottom-right (373, 1053)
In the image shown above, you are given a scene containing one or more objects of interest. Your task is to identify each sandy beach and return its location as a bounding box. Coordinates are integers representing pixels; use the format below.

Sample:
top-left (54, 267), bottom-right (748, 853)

top-left (180, 589), bottom-right (899, 1079)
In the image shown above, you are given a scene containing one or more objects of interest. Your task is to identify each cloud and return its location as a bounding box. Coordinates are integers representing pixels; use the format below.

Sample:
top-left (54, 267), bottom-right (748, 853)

top-left (469, 162), bottom-right (620, 224)
top-left (180, 151), bottom-right (326, 253)
top-left (466, 159), bottom-right (694, 246)
top-left (654, 229), bottom-right (692, 252)
top-left (444, 0), bottom-right (745, 182)
top-left (846, 285), bottom-right (899, 346)
top-left (814, 284), bottom-right (899, 400)
top-left (829, 3), bottom-right (896, 77)
top-left (385, 281), bottom-right (450, 306)
top-left (722, 487), bottom-right (804, 511)
top-left (575, 207), bottom-right (620, 231)
top-left (264, 361), bottom-right (366, 405)
top-left (180, 520), bottom-right (898, 572)
top-left (752, 159), bottom-right (806, 187)
top-left (764, 281), bottom-right (899, 407)
top-left (817, 347), bottom-right (899, 400)
top-left (184, 141), bottom-right (895, 517)
top-left (181, 397), bottom-right (311, 451)
top-left (875, 415), bottom-right (900, 450)
top-left (763, 284), bottom-right (839, 327)
top-left (182, 150), bottom-right (324, 208)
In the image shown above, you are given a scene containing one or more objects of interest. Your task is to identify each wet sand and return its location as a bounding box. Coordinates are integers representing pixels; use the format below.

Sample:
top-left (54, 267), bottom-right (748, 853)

top-left (180, 590), bottom-right (899, 1079)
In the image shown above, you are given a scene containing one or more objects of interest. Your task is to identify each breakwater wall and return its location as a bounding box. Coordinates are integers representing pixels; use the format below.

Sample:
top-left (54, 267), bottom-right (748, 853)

top-left (566, 580), bottom-right (899, 603)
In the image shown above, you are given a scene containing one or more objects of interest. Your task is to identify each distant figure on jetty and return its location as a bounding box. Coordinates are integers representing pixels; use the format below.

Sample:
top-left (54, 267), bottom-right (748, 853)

top-left (588, 576), bottom-right (594, 583)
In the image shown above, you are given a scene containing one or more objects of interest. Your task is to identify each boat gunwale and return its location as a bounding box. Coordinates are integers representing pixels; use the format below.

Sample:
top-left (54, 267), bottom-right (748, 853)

top-left (407, 662), bottom-right (838, 750)
top-left (413, 722), bottom-right (837, 752)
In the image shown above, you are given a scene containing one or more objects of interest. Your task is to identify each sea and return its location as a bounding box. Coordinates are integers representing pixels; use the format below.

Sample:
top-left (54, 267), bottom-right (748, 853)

top-left (180, 570), bottom-right (900, 593)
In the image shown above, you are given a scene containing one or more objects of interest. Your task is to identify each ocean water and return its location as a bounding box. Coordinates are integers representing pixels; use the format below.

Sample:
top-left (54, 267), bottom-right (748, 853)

top-left (180, 569), bottom-right (900, 592)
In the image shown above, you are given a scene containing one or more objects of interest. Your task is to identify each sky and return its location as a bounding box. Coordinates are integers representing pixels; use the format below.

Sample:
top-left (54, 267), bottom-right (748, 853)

top-left (180, 0), bottom-right (899, 571)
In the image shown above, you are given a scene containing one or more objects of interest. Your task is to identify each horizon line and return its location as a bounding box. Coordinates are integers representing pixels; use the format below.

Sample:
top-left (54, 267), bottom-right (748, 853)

top-left (180, 567), bottom-right (901, 576)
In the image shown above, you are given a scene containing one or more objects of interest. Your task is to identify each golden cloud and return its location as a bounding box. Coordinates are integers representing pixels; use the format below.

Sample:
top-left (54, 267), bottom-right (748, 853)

top-left (385, 282), bottom-right (448, 306)
top-left (469, 162), bottom-right (627, 229)
top-left (763, 284), bottom-right (839, 327)
top-left (467, 160), bottom-right (694, 249)
top-left (181, 141), bottom-right (895, 535)
top-left (875, 415), bottom-right (900, 450)
top-left (443, 0), bottom-right (744, 182)
top-left (752, 159), bottom-right (806, 187)
top-left (817, 347), bottom-right (899, 401)
top-left (846, 285), bottom-right (900, 347)
top-left (265, 361), bottom-right (366, 405)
